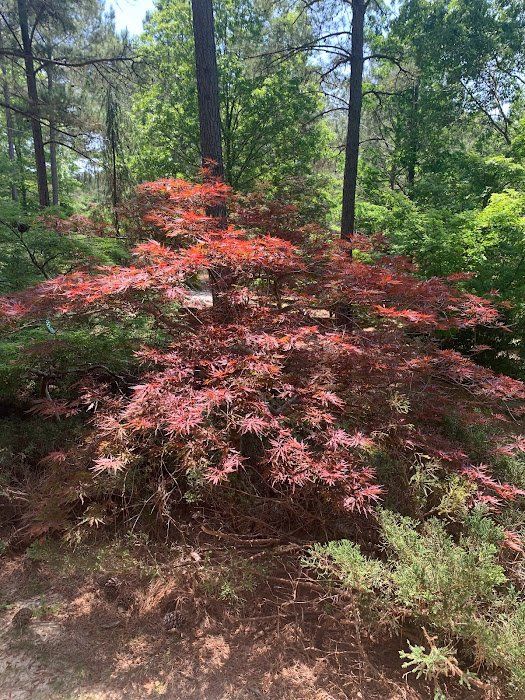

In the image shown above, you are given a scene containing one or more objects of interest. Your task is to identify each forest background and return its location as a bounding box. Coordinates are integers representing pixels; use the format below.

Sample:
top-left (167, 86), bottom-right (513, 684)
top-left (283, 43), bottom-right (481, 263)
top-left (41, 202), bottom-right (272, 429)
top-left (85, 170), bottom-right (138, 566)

top-left (2, 0), bottom-right (525, 696)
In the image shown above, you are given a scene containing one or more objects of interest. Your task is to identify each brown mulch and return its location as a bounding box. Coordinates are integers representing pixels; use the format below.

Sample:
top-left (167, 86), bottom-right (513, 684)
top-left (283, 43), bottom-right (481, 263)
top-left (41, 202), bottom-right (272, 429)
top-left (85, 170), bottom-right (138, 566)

top-left (0, 533), bottom-right (489, 700)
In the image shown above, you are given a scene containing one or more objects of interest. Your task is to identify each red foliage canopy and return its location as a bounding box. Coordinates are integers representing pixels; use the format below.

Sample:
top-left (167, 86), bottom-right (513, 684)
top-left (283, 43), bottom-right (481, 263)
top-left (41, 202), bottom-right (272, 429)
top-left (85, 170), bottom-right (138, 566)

top-left (3, 178), bottom-right (525, 517)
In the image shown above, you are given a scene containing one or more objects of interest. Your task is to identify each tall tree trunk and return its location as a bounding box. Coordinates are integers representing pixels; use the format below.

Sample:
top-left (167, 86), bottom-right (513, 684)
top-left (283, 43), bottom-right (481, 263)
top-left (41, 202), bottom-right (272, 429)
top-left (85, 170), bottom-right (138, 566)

top-left (105, 89), bottom-right (121, 235)
top-left (46, 47), bottom-right (59, 206)
top-left (0, 28), bottom-right (18, 202)
top-left (406, 81), bottom-right (419, 195)
top-left (191, 0), bottom-right (225, 184)
top-left (110, 137), bottom-right (120, 234)
top-left (17, 0), bottom-right (49, 207)
top-left (14, 135), bottom-right (28, 209)
top-left (1, 64), bottom-right (18, 202)
top-left (340, 0), bottom-right (365, 241)
top-left (191, 0), bottom-right (230, 311)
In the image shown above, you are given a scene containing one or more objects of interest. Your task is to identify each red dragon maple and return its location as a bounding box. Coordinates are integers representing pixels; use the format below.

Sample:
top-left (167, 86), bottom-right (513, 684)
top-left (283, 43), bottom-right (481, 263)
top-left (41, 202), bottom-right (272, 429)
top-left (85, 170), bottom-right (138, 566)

top-left (2, 177), bottom-right (525, 527)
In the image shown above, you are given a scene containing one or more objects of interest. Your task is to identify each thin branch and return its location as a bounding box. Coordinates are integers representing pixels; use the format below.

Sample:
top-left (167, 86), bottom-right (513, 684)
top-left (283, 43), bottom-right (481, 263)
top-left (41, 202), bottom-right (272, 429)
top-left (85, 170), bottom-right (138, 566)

top-left (0, 12), bottom-right (23, 50)
top-left (364, 53), bottom-right (411, 75)
top-left (0, 218), bottom-right (51, 279)
top-left (303, 106), bottom-right (348, 126)
top-left (0, 46), bottom-right (136, 69)
top-left (42, 139), bottom-right (97, 162)
top-left (0, 98), bottom-right (84, 139)
top-left (460, 79), bottom-right (511, 144)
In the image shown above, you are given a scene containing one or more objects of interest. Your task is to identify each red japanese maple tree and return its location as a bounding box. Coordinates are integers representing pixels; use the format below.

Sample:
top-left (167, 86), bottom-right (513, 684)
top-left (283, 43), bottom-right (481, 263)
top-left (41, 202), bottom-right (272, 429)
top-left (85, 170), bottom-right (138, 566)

top-left (3, 177), bottom-right (525, 527)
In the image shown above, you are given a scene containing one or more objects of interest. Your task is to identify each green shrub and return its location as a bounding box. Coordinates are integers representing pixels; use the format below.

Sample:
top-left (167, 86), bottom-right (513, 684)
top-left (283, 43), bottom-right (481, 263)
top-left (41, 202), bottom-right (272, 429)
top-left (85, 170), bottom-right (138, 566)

top-left (399, 638), bottom-right (478, 697)
top-left (306, 510), bottom-right (525, 695)
top-left (306, 540), bottom-right (386, 593)
top-left (381, 511), bottom-right (506, 625)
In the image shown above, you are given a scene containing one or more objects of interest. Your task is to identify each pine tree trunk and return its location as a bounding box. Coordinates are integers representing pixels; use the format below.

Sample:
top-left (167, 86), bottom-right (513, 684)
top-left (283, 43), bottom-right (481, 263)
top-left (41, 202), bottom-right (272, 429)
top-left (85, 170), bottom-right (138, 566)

top-left (17, 0), bottom-right (49, 207)
top-left (46, 51), bottom-right (59, 206)
top-left (14, 136), bottom-right (28, 209)
top-left (1, 67), bottom-right (18, 202)
top-left (191, 0), bottom-right (225, 185)
top-left (110, 136), bottom-right (120, 235)
top-left (406, 81), bottom-right (419, 194)
top-left (340, 0), bottom-right (365, 242)
top-left (191, 0), bottom-right (230, 311)
top-left (49, 130), bottom-right (58, 206)
top-left (105, 90), bottom-right (121, 235)
top-left (0, 32), bottom-right (18, 202)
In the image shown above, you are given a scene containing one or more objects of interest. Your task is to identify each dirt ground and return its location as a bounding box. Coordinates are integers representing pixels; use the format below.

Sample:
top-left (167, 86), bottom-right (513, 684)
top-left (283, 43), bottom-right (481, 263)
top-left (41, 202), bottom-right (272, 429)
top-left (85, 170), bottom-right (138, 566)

top-left (0, 533), bottom-right (488, 700)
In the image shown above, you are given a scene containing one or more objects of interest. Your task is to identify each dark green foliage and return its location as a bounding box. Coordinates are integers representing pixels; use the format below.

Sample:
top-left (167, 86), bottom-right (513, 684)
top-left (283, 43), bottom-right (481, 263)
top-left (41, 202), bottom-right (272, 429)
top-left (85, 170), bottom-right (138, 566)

top-left (0, 202), bottom-right (128, 292)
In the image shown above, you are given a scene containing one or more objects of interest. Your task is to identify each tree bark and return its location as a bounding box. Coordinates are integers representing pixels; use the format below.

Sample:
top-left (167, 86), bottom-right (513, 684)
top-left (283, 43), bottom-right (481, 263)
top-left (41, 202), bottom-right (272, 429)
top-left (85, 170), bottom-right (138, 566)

top-left (17, 0), bottom-right (49, 207)
top-left (105, 90), bottom-right (121, 235)
top-left (191, 0), bottom-right (231, 311)
top-left (46, 47), bottom-right (59, 206)
top-left (14, 135), bottom-right (28, 209)
top-left (110, 137), bottom-right (120, 234)
top-left (1, 65), bottom-right (18, 202)
top-left (0, 30), bottom-right (18, 202)
top-left (191, 0), bottom-right (225, 184)
top-left (340, 0), bottom-right (365, 241)
top-left (406, 81), bottom-right (419, 193)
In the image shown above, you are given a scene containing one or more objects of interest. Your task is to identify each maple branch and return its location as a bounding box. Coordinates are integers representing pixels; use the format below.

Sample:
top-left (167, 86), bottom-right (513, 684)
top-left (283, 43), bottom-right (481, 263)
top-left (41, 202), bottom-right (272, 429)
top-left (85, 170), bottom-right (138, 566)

top-left (0, 218), bottom-right (51, 279)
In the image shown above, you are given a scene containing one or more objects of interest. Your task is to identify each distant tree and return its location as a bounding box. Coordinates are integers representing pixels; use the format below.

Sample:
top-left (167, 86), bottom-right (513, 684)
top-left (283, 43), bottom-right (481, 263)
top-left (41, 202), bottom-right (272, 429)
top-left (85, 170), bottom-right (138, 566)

top-left (16, 0), bottom-right (50, 206)
top-left (362, 0), bottom-right (525, 202)
top-left (0, 0), bottom-right (134, 208)
top-left (131, 0), bottom-right (329, 193)
top-left (340, 0), bottom-right (365, 239)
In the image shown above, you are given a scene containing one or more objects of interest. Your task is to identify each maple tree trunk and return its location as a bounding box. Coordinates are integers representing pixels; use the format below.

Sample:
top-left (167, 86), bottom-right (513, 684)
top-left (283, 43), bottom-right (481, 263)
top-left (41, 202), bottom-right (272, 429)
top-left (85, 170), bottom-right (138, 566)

top-left (340, 0), bottom-right (365, 241)
top-left (17, 0), bottom-right (50, 207)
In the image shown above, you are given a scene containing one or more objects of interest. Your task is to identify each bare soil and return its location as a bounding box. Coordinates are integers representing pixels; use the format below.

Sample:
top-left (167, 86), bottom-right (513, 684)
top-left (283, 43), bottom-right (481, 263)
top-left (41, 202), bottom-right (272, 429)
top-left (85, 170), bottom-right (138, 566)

top-left (0, 533), bottom-right (490, 700)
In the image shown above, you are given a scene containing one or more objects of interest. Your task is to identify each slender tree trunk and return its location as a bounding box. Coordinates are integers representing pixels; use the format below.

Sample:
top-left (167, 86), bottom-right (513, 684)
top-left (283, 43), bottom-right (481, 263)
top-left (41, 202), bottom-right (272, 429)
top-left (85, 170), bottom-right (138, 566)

top-left (389, 162), bottom-right (396, 191)
top-left (49, 127), bottom-right (58, 206)
top-left (17, 0), bottom-right (49, 207)
top-left (0, 26), bottom-right (18, 202)
top-left (406, 81), bottom-right (419, 194)
top-left (46, 48), bottom-right (59, 206)
top-left (105, 89), bottom-right (121, 235)
top-left (14, 135), bottom-right (28, 209)
top-left (110, 135), bottom-right (120, 235)
top-left (340, 0), bottom-right (365, 241)
top-left (1, 62), bottom-right (18, 202)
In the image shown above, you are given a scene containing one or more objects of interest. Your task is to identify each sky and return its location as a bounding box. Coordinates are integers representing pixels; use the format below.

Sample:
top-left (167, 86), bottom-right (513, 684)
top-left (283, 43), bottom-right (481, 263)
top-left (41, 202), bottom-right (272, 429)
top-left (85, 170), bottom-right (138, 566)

top-left (105, 0), bottom-right (155, 36)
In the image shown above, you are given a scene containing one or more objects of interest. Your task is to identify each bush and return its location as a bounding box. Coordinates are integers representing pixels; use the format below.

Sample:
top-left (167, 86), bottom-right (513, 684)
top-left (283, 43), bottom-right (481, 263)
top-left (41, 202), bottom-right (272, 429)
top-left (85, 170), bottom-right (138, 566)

top-left (0, 202), bottom-right (127, 293)
top-left (307, 510), bottom-right (525, 695)
top-left (1, 178), bottom-right (525, 536)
